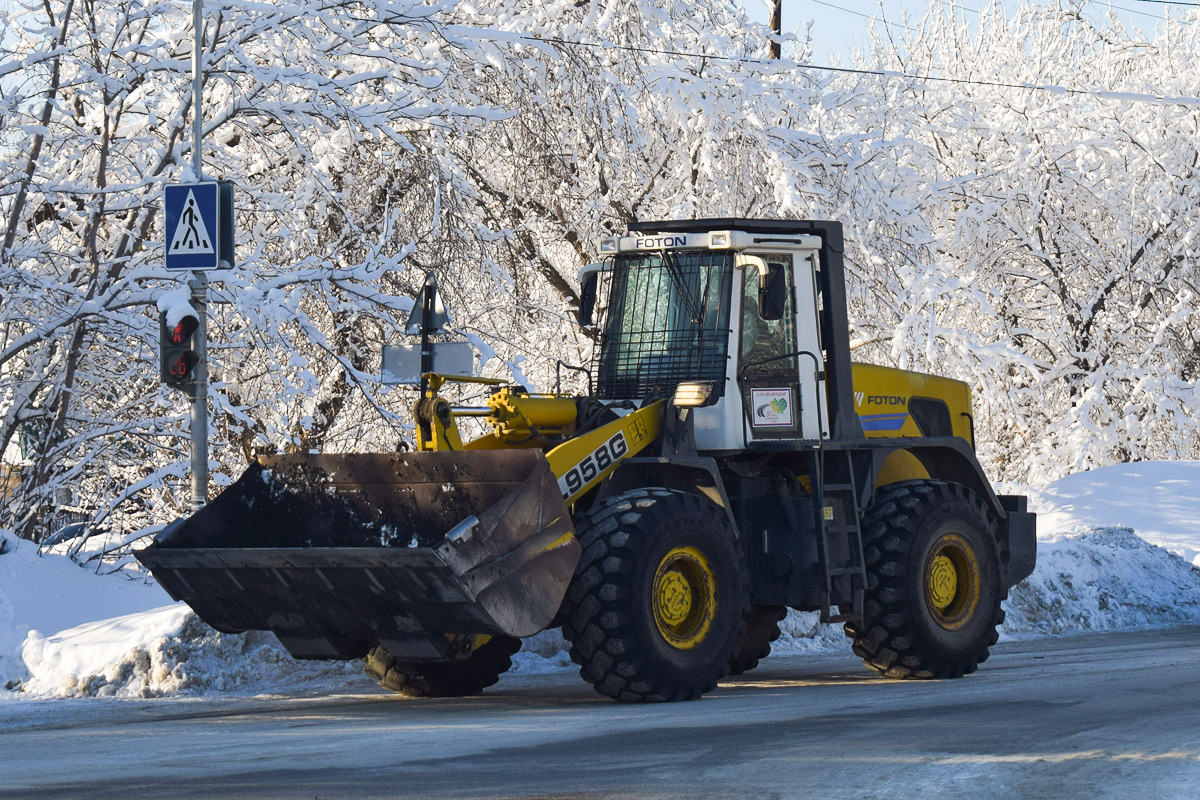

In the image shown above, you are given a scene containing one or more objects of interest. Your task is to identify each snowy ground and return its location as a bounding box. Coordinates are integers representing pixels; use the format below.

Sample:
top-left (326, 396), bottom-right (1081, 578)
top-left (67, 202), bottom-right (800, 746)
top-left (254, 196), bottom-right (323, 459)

top-left (2, 461), bottom-right (1199, 701)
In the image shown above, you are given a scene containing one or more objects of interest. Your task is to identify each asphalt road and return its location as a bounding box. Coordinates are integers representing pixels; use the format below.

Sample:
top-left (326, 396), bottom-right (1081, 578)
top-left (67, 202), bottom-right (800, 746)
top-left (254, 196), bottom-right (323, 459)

top-left (2, 626), bottom-right (1198, 799)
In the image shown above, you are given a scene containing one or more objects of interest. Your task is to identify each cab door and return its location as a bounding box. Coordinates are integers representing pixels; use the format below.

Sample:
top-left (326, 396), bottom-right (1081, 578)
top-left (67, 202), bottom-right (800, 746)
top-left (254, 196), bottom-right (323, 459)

top-left (738, 252), bottom-right (827, 443)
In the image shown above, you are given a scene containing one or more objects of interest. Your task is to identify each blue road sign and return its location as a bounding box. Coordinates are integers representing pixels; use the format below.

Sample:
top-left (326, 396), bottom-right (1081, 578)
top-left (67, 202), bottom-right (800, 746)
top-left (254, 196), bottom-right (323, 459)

top-left (165, 182), bottom-right (234, 270)
top-left (165, 182), bottom-right (218, 270)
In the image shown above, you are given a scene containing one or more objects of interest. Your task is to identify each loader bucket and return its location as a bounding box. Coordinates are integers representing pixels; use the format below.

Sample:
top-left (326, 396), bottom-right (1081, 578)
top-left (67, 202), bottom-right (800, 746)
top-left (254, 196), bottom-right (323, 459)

top-left (135, 451), bottom-right (579, 662)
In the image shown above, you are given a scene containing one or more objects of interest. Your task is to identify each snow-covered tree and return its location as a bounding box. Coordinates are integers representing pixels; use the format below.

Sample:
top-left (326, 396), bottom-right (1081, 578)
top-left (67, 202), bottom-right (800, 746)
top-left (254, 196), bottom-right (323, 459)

top-left (814, 2), bottom-right (1200, 482)
top-left (3, 0), bottom-right (1200, 560)
top-left (0, 0), bottom-right (515, 547)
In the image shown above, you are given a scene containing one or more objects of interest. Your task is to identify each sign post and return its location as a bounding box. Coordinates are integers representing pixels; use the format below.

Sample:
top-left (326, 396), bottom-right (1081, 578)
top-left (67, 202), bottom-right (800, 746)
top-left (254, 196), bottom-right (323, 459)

top-left (381, 273), bottom-right (475, 386)
top-left (188, 272), bottom-right (209, 511)
top-left (192, 0), bottom-right (203, 182)
top-left (159, 0), bottom-right (236, 511)
top-left (190, 0), bottom-right (207, 512)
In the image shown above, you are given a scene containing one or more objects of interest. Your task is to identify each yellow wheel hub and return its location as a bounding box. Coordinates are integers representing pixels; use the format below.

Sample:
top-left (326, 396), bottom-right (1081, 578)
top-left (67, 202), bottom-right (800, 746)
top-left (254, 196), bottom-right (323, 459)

top-left (652, 546), bottom-right (717, 649)
top-left (657, 570), bottom-right (693, 626)
top-left (928, 555), bottom-right (958, 609)
top-left (924, 533), bottom-right (982, 631)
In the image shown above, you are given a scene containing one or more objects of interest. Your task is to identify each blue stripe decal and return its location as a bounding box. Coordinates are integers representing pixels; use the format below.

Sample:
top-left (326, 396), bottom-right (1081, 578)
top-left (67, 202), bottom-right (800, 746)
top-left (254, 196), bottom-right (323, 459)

top-left (859, 413), bottom-right (908, 432)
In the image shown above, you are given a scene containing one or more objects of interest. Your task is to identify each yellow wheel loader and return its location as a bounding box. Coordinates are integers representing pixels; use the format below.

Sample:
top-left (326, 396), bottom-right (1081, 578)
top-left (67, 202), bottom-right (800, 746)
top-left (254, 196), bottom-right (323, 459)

top-left (137, 219), bottom-right (1036, 702)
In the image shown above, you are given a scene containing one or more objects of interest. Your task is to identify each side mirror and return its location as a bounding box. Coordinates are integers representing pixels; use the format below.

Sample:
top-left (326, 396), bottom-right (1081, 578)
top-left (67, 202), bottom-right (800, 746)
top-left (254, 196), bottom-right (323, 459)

top-left (577, 271), bottom-right (599, 327)
top-left (760, 263), bottom-right (786, 321)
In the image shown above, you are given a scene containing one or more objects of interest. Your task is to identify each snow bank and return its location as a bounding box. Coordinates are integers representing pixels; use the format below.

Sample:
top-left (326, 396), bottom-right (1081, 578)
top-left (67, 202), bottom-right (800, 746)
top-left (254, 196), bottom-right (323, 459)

top-left (511, 629), bottom-right (576, 675)
top-left (1003, 525), bottom-right (1200, 636)
top-left (0, 535), bottom-right (171, 690)
top-left (20, 605), bottom-right (192, 697)
top-left (4, 462), bottom-right (1200, 700)
top-left (1031, 461), bottom-right (1200, 567)
top-left (17, 607), bottom-right (359, 699)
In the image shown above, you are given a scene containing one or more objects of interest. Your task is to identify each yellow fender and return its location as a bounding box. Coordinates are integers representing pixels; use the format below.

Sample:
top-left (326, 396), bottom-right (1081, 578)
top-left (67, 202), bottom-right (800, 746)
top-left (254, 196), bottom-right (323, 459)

top-left (851, 362), bottom-right (974, 488)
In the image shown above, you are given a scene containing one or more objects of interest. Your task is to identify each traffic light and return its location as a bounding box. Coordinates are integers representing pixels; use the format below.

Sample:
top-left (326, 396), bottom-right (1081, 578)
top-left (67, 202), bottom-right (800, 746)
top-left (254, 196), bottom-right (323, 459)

top-left (160, 309), bottom-right (200, 392)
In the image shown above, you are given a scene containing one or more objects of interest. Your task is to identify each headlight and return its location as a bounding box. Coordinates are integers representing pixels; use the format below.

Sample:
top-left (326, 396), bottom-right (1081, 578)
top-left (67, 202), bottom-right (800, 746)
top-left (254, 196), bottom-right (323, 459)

top-left (673, 381), bottom-right (717, 408)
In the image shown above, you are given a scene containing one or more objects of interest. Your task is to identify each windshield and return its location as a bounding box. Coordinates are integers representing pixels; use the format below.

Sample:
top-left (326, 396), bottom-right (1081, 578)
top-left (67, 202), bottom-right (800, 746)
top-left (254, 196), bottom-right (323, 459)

top-left (594, 250), bottom-right (733, 399)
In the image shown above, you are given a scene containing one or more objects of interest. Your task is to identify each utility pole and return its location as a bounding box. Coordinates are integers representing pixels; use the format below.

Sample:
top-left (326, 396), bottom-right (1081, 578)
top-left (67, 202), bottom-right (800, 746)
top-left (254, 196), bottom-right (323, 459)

top-left (769, 0), bottom-right (781, 60)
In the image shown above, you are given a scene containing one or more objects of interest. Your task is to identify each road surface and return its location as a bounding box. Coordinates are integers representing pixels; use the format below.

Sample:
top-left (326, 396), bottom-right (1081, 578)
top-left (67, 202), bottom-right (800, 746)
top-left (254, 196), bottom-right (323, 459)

top-left (2, 626), bottom-right (1198, 799)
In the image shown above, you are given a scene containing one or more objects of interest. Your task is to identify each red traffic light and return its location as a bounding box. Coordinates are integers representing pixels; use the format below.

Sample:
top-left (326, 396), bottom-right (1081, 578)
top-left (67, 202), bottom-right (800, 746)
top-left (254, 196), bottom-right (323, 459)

top-left (160, 309), bottom-right (201, 392)
top-left (167, 317), bottom-right (199, 346)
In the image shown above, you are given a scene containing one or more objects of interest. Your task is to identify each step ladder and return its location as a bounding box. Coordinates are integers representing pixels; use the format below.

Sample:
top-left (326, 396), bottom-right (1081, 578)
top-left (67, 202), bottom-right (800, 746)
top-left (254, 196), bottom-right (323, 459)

top-left (813, 448), bottom-right (866, 623)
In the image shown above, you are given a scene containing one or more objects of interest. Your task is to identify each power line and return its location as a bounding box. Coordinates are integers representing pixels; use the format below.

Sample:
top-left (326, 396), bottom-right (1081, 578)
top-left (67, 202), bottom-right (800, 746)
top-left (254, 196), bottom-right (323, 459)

top-left (523, 34), bottom-right (1200, 109)
top-left (806, 1), bottom-right (1171, 41)
top-left (808, 0), bottom-right (917, 33)
top-left (811, 0), bottom-right (1174, 28)
top-left (1100, 3), bottom-right (1169, 20)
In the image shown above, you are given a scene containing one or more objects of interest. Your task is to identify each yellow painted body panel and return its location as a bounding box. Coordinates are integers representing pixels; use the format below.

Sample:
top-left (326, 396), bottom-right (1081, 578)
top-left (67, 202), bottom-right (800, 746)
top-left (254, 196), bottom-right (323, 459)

top-left (851, 363), bottom-right (974, 444)
top-left (852, 363), bottom-right (973, 487)
top-left (876, 449), bottom-right (931, 484)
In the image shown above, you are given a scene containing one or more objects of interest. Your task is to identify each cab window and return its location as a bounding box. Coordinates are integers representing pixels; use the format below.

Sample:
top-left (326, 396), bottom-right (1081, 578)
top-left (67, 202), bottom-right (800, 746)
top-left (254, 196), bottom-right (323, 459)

top-left (740, 255), bottom-right (796, 375)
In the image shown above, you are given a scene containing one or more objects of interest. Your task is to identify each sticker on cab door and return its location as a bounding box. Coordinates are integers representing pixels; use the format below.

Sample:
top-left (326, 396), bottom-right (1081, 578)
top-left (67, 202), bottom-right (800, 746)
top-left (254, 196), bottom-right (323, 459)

top-left (751, 388), bottom-right (793, 427)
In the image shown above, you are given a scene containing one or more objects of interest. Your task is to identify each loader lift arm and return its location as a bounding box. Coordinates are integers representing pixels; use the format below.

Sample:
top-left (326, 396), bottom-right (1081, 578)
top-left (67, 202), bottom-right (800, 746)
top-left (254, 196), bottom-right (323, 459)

top-left (413, 372), bottom-right (665, 506)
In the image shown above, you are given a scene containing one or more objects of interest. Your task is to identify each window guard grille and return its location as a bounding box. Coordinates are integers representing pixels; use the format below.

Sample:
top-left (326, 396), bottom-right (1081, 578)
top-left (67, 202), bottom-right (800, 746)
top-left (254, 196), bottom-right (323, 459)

top-left (592, 251), bottom-right (732, 400)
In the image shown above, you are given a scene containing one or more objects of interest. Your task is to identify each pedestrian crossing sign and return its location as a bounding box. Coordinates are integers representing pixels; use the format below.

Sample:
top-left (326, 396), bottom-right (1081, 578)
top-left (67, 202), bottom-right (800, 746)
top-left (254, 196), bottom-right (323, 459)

top-left (164, 181), bottom-right (234, 270)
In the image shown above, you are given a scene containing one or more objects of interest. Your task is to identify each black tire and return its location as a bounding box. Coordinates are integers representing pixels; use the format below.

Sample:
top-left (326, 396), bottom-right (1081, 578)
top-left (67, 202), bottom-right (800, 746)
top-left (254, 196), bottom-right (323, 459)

top-left (563, 488), bottom-right (749, 702)
top-left (729, 605), bottom-right (786, 676)
top-left (364, 635), bottom-right (521, 698)
top-left (845, 480), bottom-right (1005, 679)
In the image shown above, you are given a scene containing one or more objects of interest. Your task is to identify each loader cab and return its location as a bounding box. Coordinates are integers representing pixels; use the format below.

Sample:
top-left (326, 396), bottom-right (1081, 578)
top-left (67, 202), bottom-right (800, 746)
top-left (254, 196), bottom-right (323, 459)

top-left (582, 224), bottom-right (832, 451)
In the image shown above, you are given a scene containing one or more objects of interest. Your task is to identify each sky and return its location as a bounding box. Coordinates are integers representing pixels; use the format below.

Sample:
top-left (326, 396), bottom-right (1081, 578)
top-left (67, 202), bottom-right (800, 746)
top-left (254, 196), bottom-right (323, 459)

top-left (749, 0), bottom-right (1194, 64)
